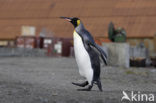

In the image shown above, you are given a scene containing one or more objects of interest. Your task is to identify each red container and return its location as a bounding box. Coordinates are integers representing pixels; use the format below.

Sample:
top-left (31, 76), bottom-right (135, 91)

top-left (42, 37), bottom-right (73, 57)
top-left (16, 36), bottom-right (74, 57)
top-left (25, 37), bottom-right (36, 49)
top-left (36, 36), bottom-right (44, 48)
top-left (16, 36), bottom-right (36, 49)
top-left (61, 38), bottom-right (73, 57)
top-left (16, 36), bottom-right (25, 48)
top-left (38, 37), bottom-right (62, 56)
top-left (51, 37), bottom-right (62, 56)
top-left (42, 37), bottom-right (53, 49)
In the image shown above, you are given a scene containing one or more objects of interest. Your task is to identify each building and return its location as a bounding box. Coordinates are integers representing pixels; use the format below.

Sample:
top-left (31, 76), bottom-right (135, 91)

top-left (0, 0), bottom-right (156, 55)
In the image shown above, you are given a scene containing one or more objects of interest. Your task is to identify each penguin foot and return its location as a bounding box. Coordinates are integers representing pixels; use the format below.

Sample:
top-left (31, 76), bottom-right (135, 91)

top-left (96, 80), bottom-right (103, 92)
top-left (77, 85), bottom-right (92, 91)
top-left (72, 81), bottom-right (88, 87)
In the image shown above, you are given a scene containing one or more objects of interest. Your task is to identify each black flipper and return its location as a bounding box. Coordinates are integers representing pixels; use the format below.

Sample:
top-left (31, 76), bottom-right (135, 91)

top-left (72, 81), bottom-right (88, 87)
top-left (90, 43), bottom-right (107, 65)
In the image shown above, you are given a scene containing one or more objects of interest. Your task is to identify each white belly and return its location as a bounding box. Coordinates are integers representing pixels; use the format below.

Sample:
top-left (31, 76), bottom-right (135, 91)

top-left (73, 31), bottom-right (93, 84)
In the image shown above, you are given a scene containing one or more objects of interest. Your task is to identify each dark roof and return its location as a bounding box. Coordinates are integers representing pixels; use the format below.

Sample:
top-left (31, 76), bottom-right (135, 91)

top-left (0, 0), bottom-right (156, 39)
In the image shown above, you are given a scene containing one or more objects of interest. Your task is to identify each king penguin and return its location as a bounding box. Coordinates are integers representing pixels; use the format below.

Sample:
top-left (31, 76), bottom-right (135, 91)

top-left (60, 17), bottom-right (107, 91)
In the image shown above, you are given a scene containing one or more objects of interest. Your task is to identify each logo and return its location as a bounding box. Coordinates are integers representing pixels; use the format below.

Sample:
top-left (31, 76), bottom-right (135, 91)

top-left (121, 91), bottom-right (131, 101)
top-left (121, 91), bottom-right (155, 102)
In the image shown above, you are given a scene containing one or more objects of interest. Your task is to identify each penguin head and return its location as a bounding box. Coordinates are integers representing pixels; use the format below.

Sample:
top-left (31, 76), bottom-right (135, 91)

top-left (60, 16), bottom-right (81, 28)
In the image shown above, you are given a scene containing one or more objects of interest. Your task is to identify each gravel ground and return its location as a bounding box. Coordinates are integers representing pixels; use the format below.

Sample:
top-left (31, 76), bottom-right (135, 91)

top-left (0, 57), bottom-right (156, 103)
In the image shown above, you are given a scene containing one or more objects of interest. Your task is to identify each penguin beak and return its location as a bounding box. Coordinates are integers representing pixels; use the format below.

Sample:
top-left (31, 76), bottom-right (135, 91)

top-left (60, 16), bottom-right (72, 22)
